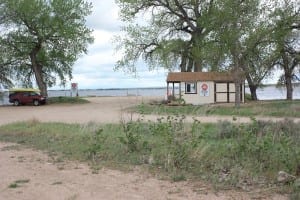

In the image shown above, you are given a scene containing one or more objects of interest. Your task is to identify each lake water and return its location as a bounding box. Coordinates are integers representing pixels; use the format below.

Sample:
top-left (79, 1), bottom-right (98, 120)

top-left (48, 85), bottom-right (300, 100)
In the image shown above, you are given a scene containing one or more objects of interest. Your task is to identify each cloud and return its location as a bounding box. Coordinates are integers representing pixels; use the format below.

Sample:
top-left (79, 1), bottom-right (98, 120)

top-left (51, 0), bottom-right (167, 90)
top-left (86, 0), bottom-right (122, 32)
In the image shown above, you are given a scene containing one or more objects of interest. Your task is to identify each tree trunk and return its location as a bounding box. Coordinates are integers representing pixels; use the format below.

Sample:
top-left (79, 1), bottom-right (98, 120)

top-left (231, 41), bottom-right (242, 107)
top-left (285, 73), bottom-right (293, 100)
top-left (248, 84), bottom-right (258, 101)
top-left (234, 63), bottom-right (242, 107)
top-left (235, 81), bottom-right (241, 107)
top-left (180, 53), bottom-right (187, 72)
top-left (194, 60), bottom-right (202, 72)
top-left (233, 64), bottom-right (242, 107)
top-left (187, 58), bottom-right (193, 72)
top-left (245, 74), bottom-right (258, 100)
top-left (29, 41), bottom-right (48, 96)
top-left (282, 52), bottom-right (293, 100)
top-left (31, 59), bottom-right (47, 97)
top-left (30, 51), bottom-right (48, 96)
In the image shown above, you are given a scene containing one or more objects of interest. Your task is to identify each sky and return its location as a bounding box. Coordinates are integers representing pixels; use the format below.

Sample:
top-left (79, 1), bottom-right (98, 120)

top-left (51, 0), bottom-right (283, 90)
top-left (52, 0), bottom-right (168, 90)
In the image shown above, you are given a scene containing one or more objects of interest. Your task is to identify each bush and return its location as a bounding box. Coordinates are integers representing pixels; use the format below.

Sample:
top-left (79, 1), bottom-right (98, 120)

top-left (119, 121), bottom-right (142, 153)
top-left (85, 128), bottom-right (107, 161)
top-left (245, 93), bottom-right (253, 101)
top-left (217, 121), bottom-right (239, 139)
top-left (47, 96), bottom-right (89, 104)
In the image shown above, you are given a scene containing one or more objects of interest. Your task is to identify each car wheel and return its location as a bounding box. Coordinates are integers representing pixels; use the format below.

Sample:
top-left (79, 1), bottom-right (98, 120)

top-left (33, 100), bottom-right (40, 106)
top-left (14, 100), bottom-right (20, 106)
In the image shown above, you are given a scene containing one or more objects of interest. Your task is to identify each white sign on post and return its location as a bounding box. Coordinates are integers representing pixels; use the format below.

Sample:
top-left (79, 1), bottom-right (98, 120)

top-left (71, 83), bottom-right (78, 97)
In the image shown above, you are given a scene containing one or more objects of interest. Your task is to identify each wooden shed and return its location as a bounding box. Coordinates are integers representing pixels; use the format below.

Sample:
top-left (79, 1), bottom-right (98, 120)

top-left (166, 72), bottom-right (245, 105)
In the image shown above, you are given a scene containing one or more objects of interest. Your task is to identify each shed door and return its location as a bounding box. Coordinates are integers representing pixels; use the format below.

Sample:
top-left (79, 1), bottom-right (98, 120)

top-left (215, 82), bottom-right (240, 103)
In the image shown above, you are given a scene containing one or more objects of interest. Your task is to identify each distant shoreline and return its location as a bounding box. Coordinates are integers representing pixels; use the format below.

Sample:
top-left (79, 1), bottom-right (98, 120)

top-left (48, 87), bottom-right (167, 91)
top-left (48, 83), bottom-right (300, 91)
top-left (47, 85), bottom-right (300, 100)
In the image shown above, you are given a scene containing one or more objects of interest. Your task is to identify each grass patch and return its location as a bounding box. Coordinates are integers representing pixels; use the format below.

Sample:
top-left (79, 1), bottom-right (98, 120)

top-left (51, 181), bottom-right (63, 185)
top-left (131, 100), bottom-right (300, 118)
top-left (8, 179), bottom-right (30, 189)
top-left (8, 183), bottom-right (18, 188)
top-left (47, 96), bottom-right (89, 104)
top-left (0, 118), bottom-right (299, 196)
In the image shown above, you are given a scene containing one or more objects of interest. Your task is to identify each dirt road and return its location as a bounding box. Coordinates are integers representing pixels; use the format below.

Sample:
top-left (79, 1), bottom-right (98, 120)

top-left (0, 97), bottom-right (291, 199)
top-left (0, 96), bottom-right (146, 125)
top-left (0, 96), bottom-right (298, 125)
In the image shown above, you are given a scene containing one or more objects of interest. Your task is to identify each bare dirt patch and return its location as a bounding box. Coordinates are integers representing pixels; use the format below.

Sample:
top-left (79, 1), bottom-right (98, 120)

top-left (1, 142), bottom-right (200, 200)
top-left (0, 142), bottom-right (286, 200)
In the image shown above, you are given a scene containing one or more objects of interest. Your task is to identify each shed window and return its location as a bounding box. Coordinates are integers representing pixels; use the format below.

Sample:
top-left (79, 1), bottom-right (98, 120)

top-left (185, 82), bottom-right (197, 94)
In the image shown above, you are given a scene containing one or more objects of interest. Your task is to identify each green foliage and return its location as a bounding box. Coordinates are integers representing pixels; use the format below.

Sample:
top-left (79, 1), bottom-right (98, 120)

top-left (0, 65), bottom-right (13, 86)
top-left (114, 0), bottom-right (220, 73)
top-left (0, 0), bottom-right (94, 95)
top-left (47, 96), bottom-right (89, 104)
top-left (8, 179), bottom-right (30, 189)
top-left (146, 115), bottom-right (196, 172)
top-left (115, 0), bottom-right (299, 101)
top-left (291, 184), bottom-right (300, 200)
top-left (244, 93), bottom-right (252, 101)
top-left (119, 121), bottom-right (142, 152)
top-left (269, 0), bottom-right (300, 100)
top-left (217, 121), bottom-right (239, 139)
top-left (132, 100), bottom-right (300, 118)
top-left (85, 129), bottom-right (107, 161)
top-left (8, 183), bottom-right (18, 189)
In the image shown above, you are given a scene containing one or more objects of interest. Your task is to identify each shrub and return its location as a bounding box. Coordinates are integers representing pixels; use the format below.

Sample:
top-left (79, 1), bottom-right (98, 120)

top-left (119, 121), bottom-right (142, 152)
top-left (85, 128), bottom-right (107, 161)
top-left (245, 93), bottom-right (253, 101)
top-left (217, 121), bottom-right (239, 139)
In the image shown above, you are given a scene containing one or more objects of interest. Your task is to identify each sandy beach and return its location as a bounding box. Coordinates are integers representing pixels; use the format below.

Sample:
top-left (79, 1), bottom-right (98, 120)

top-left (0, 97), bottom-right (290, 200)
top-left (0, 96), bottom-right (150, 125)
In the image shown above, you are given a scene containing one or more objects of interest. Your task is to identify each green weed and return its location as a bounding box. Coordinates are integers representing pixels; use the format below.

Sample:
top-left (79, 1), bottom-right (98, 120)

top-left (131, 100), bottom-right (300, 118)
top-left (8, 179), bottom-right (30, 189)
top-left (119, 121), bottom-right (142, 153)
top-left (0, 118), bottom-right (299, 195)
top-left (85, 128), bottom-right (107, 162)
top-left (8, 183), bottom-right (18, 188)
top-left (47, 96), bottom-right (89, 104)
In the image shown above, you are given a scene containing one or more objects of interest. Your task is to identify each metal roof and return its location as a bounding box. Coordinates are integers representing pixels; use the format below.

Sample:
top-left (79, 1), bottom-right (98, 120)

top-left (167, 72), bottom-right (243, 82)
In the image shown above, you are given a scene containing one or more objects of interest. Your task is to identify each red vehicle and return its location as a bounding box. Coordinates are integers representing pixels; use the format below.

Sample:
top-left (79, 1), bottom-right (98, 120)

top-left (9, 89), bottom-right (47, 106)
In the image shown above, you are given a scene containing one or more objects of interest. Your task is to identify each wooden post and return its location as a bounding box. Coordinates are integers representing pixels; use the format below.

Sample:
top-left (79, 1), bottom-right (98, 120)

top-left (172, 83), bottom-right (175, 99)
top-left (179, 82), bottom-right (181, 100)
top-left (167, 82), bottom-right (169, 101)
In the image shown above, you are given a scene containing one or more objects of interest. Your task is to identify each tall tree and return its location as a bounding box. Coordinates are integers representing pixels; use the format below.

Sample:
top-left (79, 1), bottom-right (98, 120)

top-left (0, 0), bottom-right (94, 96)
top-left (270, 0), bottom-right (300, 100)
top-left (241, 24), bottom-right (277, 101)
top-left (214, 0), bottom-right (299, 101)
top-left (209, 0), bottom-right (262, 106)
top-left (115, 0), bottom-right (216, 73)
